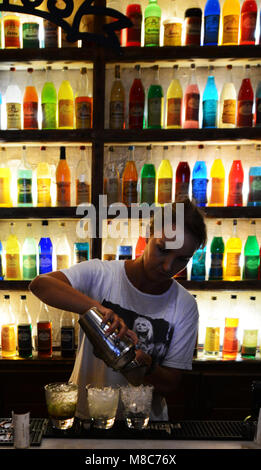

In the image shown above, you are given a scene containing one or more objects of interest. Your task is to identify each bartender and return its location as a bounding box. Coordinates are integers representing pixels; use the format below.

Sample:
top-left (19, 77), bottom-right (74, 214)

top-left (29, 198), bottom-right (207, 421)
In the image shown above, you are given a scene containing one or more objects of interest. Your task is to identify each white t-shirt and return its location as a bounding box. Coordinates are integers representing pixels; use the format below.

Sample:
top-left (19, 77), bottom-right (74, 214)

top-left (61, 259), bottom-right (198, 421)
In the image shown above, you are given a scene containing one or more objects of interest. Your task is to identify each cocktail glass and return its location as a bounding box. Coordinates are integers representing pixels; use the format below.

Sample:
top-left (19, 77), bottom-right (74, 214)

top-left (44, 382), bottom-right (78, 430)
top-left (86, 385), bottom-right (119, 430)
top-left (120, 385), bottom-right (154, 430)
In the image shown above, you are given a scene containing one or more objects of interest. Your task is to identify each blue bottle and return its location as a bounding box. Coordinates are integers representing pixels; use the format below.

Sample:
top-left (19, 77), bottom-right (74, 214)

top-left (247, 167), bottom-right (261, 206)
top-left (192, 147), bottom-right (208, 207)
top-left (203, 0), bottom-right (220, 45)
top-left (0, 240), bottom-right (4, 280)
top-left (191, 246), bottom-right (206, 280)
top-left (38, 220), bottom-right (53, 274)
top-left (202, 68), bottom-right (218, 128)
top-left (255, 78), bottom-right (261, 127)
top-left (74, 242), bottom-right (89, 263)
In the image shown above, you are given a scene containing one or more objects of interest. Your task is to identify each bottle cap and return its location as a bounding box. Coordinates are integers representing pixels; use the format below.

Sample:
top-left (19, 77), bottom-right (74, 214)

top-left (185, 8), bottom-right (202, 17)
top-left (109, 146), bottom-right (114, 152)
top-left (40, 146), bottom-right (46, 151)
top-left (60, 146), bottom-right (66, 159)
top-left (4, 295), bottom-right (10, 299)
top-left (231, 295), bottom-right (237, 299)
top-left (21, 295), bottom-right (26, 300)
top-left (211, 296), bottom-right (217, 300)
top-left (42, 220), bottom-right (48, 226)
top-left (250, 296), bottom-right (256, 301)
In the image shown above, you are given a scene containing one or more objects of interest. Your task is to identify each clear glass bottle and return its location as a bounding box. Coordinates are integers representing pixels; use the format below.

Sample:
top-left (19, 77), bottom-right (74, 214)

top-left (22, 222), bottom-right (37, 280)
top-left (104, 146), bottom-right (120, 206)
top-left (17, 146), bottom-right (33, 207)
top-left (76, 146), bottom-right (91, 205)
top-left (37, 302), bottom-right (52, 358)
top-left (56, 222), bottom-right (71, 270)
top-left (1, 294), bottom-right (16, 358)
top-left (75, 67), bottom-right (93, 129)
top-left (203, 296), bottom-right (220, 357)
top-left (6, 67), bottom-right (22, 130)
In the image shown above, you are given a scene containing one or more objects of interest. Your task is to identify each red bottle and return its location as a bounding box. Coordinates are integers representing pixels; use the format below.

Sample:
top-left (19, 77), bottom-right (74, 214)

top-left (237, 65), bottom-right (253, 127)
top-left (129, 64), bottom-right (145, 129)
top-left (240, 0), bottom-right (257, 45)
top-left (175, 161), bottom-right (190, 202)
top-left (135, 236), bottom-right (146, 258)
top-left (227, 159), bottom-right (244, 206)
top-left (126, 4), bottom-right (142, 46)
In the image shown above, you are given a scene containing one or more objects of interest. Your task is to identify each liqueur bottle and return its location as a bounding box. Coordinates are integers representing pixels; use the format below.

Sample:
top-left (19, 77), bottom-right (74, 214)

top-left (58, 67), bottom-right (74, 129)
top-left (22, 15), bottom-right (40, 48)
top-left (224, 220), bottom-right (242, 281)
top-left (129, 65), bottom-right (145, 130)
top-left (147, 65), bottom-right (164, 129)
top-left (122, 146), bottom-right (138, 206)
top-left (166, 65), bottom-right (183, 129)
top-left (163, 0), bottom-right (183, 46)
top-left (74, 221), bottom-right (89, 264)
top-left (247, 146), bottom-right (261, 206)
top-left (41, 66), bottom-right (57, 130)
top-left (243, 220), bottom-right (260, 279)
top-left (56, 146), bottom-right (71, 207)
top-left (208, 220), bottom-right (225, 280)
top-left (36, 147), bottom-right (52, 207)
top-left (255, 69), bottom-right (261, 127)
top-left (0, 240), bottom-right (4, 280)
top-left (144, 0), bottom-right (161, 46)
top-left (103, 222), bottom-right (117, 261)
top-left (3, 13), bottom-right (21, 48)
top-left (237, 65), bottom-right (254, 128)
top-left (6, 67), bottom-right (22, 130)
top-left (239, 0), bottom-right (257, 45)
top-left (60, 311), bottom-right (75, 358)
top-left (37, 302), bottom-right (52, 358)
top-left (5, 223), bottom-right (21, 280)
top-left (126, 3), bottom-right (142, 46)
top-left (156, 147), bottom-right (173, 205)
top-left (241, 296), bottom-right (258, 359)
top-left (183, 64), bottom-right (200, 129)
top-left (43, 19), bottom-right (59, 47)
top-left (203, 296), bottom-right (220, 357)
top-left (23, 68), bottom-right (38, 130)
top-left (221, 0), bottom-right (240, 45)
top-left (135, 236), bottom-right (147, 258)
top-left (38, 220), bottom-right (53, 275)
top-left (208, 152), bottom-right (225, 206)
top-left (192, 144), bottom-right (208, 207)
top-left (56, 222), bottom-right (71, 270)
top-left (140, 145), bottom-right (156, 205)
top-left (104, 146), bottom-right (120, 206)
top-left (76, 146), bottom-right (91, 205)
top-left (1, 295), bottom-right (16, 358)
top-left (109, 65), bottom-right (125, 130)
top-left (222, 294), bottom-right (239, 360)
top-left (202, 66), bottom-right (218, 128)
top-left (0, 147), bottom-right (12, 207)
top-left (227, 155), bottom-right (244, 207)
top-left (191, 245), bottom-right (206, 280)
top-left (184, 6), bottom-right (202, 45)
top-left (17, 295), bottom-right (33, 358)
top-left (203, 0), bottom-right (220, 45)
top-left (75, 67), bottom-right (93, 129)
top-left (17, 146), bottom-right (33, 207)
top-left (175, 160), bottom-right (190, 202)
top-left (22, 223), bottom-right (37, 280)
top-left (219, 65), bottom-right (236, 128)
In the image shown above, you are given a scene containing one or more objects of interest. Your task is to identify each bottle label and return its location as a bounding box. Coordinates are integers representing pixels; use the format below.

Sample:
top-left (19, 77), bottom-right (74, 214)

top-left (105, 178), bottom-right (119, 205)
top-left (75, 100), bottom-right (92, 129)
top-left (192, 179), bottom-right (207, 205)
top-left (37, 178), bottom-right (51, 205)
top-left (103, 254), bottom-right (116, 261)
top-left (37, 324), bottom-right (52, 352)
top-left (61, 326), bottom-right (75, 351)
top-left (0, 177), bottom-right (10, 204)
top-left (18, 325), bottom-right (32, 353)
top-left (141, 177), bottom-right (155, 205)
top-left (23, 255), bottom-right (37, 278)
top-left (148, 97), bottom-right (162, 127)
top-left (244, 255), bottom-right (259, 279)
top-left (6, 103), bottom-right (21, 129)
top-left (237, 100), bottom-right (253, 127)
top-left (23, 102), bottom-right (38, 128)
top-left (222, 99), bottom-right (236, 125)
top-left (1, 325), bottom-right (16, 352)
top-left (129, 102), bottom-right (144, 129)
top-left (205, 327), bottom-right (220, 352)
top-left (57, 182), bottom-right (71, 206)
top-left (109, 101), bottom-right (124, 129)
top-left (22, 23), bottom-right (39, 45)
top-left (203, 100), bottom-right (217, 127)
top-left (209, 253), bottom-right (223, 279)
top-left (222, 15), bottom-right (239, 44)
top-left (226, 253), bottom-right (241, 277)
top-left (167, 98), bottom-right (182, 126)
top-left (256, 98), bottom-right (261, 125)
top-left (18, 179), bottom-right (33, 204)
top-left (184, 93), bottom-right (199, 122)
top-left (76, 180), bottom-right (90, 205)
top-left (57, 254), bottom-right (69, 270)
top-left (4, 19), bottom-right (20, 47)
top-left (210, 178), bottom-right (224, 204)
top-left (43, 20), bottom-right (58, 47)
top-left (204, 14), bottom-right (219, 44)
top-left (42, 103), bottom-right (57, 129)
top-left (144, 16), bottom-right (160, 46)
top-left (58, 99), bottom-right (74, 127)
top-left (175, 181), bottom-right (189, 201)
top-left (127, 12), bottom-right (142, 43)
top-left (240, 11), bottom-right (257, 43)
top-left (39, 254), bottom-right (52, 274)
top-left (249, 175), bottom-right (261, 202)
top-left (185, 17), bottom-right (201, 45)
top-left (6, 254), bottom-right (20, 278)
top-left (163, 22), bottom-right (182, 46)
top-left (75, 248), bottom-right (89, 263)
top-left (122, 180), bottom-right (137, 206)
top-left (228, 182), bottom-right (243, 205)
top-left (157, 178), bottom-right (172, 204)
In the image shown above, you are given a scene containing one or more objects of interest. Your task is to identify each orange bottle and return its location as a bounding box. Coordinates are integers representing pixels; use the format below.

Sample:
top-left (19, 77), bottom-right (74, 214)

top-left (122, 146), bottom-right (138, 207)
top-left (209, 152), bottom-right (225, 207)
top-left (23, 68), bottom-right (38, 129)
top-left (56, 146), bottom-right (71, 206)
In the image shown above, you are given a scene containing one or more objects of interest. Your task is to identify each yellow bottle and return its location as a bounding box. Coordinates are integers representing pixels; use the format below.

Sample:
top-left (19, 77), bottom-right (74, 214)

top-left (0, 147), bottom-right (12, 207)
top-left (208, 153), bottom-right (225, 207)
top-left (5, 222), bottom-right (21, 280)
top-left (224, 219), bottom-right (242, 281)
top-left (1, 294), bottom-right (16, 358)
top-left (109, 65), bottom-right (125, 130)
top-left (37, 151), bottom-right (52, 207)
top-left (166, 65), bottom-right (183, 129)
top-left (58, 66), bottom-right (74, 129)
top-left (156, 147), bottom-right (173, 205)
top-left (221, 0), bottom-right (240, 45)
top-left (203, 296), bottom-right (220, 357)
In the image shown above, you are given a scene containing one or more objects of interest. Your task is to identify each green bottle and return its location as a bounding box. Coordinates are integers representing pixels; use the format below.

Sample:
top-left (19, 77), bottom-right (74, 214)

top-left (22, 223), bottom-right (37, 280)
top-left (147, 65), bottom-right (164, 129)
top-left (208, 220), bottom-right (225, 280)
top-left (144, 0), bottom-right (161, 46)
top-left (140, 145), bottom-right (156, 205)
top-left (243, 220), bottom-right (260, 279)
top-left (17, 146), bottom-right (33, 206)
top-left (41, 66), bottom-right (57, 129)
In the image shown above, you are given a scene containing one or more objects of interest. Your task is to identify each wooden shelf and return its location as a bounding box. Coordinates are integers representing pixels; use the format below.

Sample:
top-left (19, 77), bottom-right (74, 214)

top-left (178, 280), bottom-right (261, 290)
top-left (0, 129), bottom-right (93, 145)
top-left (0, 206), bottom-right (85, 219)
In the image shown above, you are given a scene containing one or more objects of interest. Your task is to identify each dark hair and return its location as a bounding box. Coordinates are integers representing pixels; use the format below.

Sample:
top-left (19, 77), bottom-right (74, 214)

top-left (149, 198), bottom-right (207, 249)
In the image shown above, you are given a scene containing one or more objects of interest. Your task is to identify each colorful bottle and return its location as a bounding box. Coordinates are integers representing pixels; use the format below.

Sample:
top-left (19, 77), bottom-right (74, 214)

top-left (163, 0), bottom-right (183, 46)
top-left (1, 295), bottom-right (16, 358)
top-left (239, 0), bottom-right (257, 45)
top-left (147, 65), bottom-right (164, 129)
top-left (56, 222), bottom-right (71, 271)
top-left (247, 166), bottom-right (261, 206)
top-left (37, 147), bottom-right (52, 207)
top-left (227, 156), bottom-right (244, 207)
top-left (38, 220), bottom-right (53, 274)
top-left (3, 13), bottom-right (21, 48)
top-left (135, 236), bottom-right (147, 258)
top-left (22, 223), bottom-right (37, 280)
top-left (104, 146), bottom-right (120, 206)
top-left (243, 220), bottom-right (260, 279)
top-left (0, 147), bottom-right (12, 207)
top-left (17, 295), bottom-right (33, 358)
top-left (37, 302), bottom-right (52, 358)
top-left (126, 3), bottom-right (142, 46)
top-left (17, 146), bottom-right (33, 207)
top-left (219, 65), bottom-right (236, 128)
top-left (41, 66), bottom-right (57, 130)
top-left (175, 161), bottom-right (190, 202)
top-left (5, 223), bottom-right (21, 280)
top-left (22, 15), bottom-right (40, 48)
top-left (60, 311), bottom-right (75, 358)
top-left (140, 145), bottom-right (156, 205)
top-left (166, 65), bottom-right (183, 129)
top-left (56, 146), bottom-right (71, 207)
top-left (6, 67), bottom-right (22, 130)
top-left (203, 0), bottom-right (220, 45)
top-left (74, 221), bottom-right (89, 264)
top-left (222, 294), bottom-right (239, 360)
top-left (75, 67), bottom-right (93, 129)
top-left (58, 67), bottom-right (74, 129)
top-left (183, 64), bottom-right (200, 129)
top-left (192, 145), bottom-right (208, 207)
top-left (237, 65), bottom-right (254, 128)
top-left (76, 146), bottom-right (91, 205)
top-left (103, 222), bottom-right (117, 260)
top-left (202, 66), bottom-right (218, 128)
top-left (129, 64), bottom-right (145, 129)
top-left (184, 7), bottom-right (202, 45)
top-left (122, 146), bottom-right (138, 206)
top-left (221, 0), bottom-right (240, 45)
top-left (109, 65), bottom-right (125, 130)
top-left (208, 220), bottom-right (225, 280)
top-left (208, 153), bottom-right (225, 206)
top-left (144, 0), bottom-right (161, 46)
top-left (43, 19), bottom-right (59, 47)
top-left (224, 220), bottom-right (242, 281)
top-left (0, 240), bottom-right (4, 280)
top-left (203, 296), bottom-right (220, 357)
top-left (241, 296), bottom-right (258, 359)
top-left (255, 69), bottom-right (261, 127)
top-left (23, 68), bottom-right (38, 129)
top-left (191, 245), bottom-right (206, 280)
top-left (156, 147), bottom-right (173, 205)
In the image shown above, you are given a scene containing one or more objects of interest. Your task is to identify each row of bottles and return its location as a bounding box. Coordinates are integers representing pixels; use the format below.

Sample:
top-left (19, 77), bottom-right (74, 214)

top-left (0, 145), bottom-right (91, 207)
top-left (0, 221), bottom-right (89, 281)
top-left (104, 144), bottom-right (261, 207)
top-left (109, 63), bottom-right (261, 130)
top-left (0, 294), bottom-right (76, 358)
top-left (2, 66), bottom-right (92, 131)
top-left (202, 294), bottom-right (260, 360)
top-left (117, 0), bottom-right (261, 47)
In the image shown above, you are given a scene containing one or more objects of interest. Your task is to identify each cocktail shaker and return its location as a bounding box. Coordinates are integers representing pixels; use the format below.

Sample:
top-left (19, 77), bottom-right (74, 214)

top-left (78, 307), bottom-right (140, 372)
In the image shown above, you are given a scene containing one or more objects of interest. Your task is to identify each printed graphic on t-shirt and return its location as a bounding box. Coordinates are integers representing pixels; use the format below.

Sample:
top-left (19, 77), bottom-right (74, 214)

top-left (102, 299), bottom-right (174, 365)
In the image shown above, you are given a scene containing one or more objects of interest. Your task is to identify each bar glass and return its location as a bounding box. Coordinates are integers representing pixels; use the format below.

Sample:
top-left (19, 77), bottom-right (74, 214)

top-left (44, 382), bottom-right (78, 430)
top-left (87, 385), bottom-right (119, 429)
top-left (120, 385), bottom-right (154, 430)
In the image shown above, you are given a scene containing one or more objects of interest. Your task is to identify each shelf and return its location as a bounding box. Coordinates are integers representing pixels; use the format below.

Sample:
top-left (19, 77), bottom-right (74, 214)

top-left (0, 129), bottom-right (93, 145)
top-left (0, 280), bottom-right (30, 290)
top-left (0, 206), bottom-right (86, 219)
top-left (178, 280), bottom-right (261, 290)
